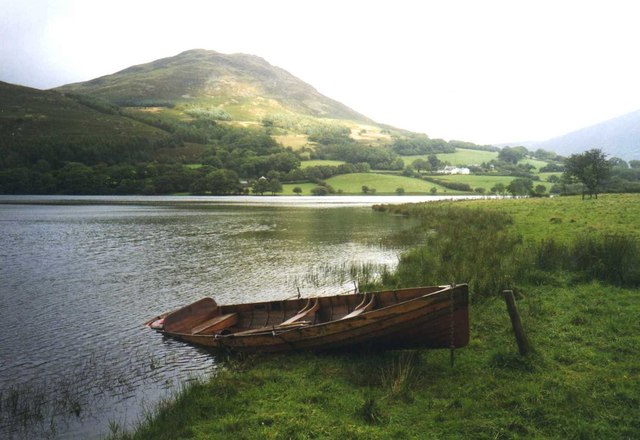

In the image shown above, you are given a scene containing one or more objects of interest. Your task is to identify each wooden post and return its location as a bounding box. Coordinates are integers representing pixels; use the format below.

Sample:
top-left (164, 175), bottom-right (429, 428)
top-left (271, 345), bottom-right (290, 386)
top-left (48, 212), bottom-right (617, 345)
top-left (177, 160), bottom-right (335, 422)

top-left (503, 290), bottom-right (531, 356)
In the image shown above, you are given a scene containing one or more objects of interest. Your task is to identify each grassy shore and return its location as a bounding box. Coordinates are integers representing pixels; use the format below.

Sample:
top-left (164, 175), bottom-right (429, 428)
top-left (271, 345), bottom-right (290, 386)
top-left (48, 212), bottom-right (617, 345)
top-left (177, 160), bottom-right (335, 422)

top-left (112, 195), bottom-right (640, 439)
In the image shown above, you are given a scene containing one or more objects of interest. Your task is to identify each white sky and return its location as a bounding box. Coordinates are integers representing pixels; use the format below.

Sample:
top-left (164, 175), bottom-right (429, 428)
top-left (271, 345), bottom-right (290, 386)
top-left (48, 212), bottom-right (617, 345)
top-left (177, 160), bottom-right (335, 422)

top-left (2, 0), bottom-right (640, 144)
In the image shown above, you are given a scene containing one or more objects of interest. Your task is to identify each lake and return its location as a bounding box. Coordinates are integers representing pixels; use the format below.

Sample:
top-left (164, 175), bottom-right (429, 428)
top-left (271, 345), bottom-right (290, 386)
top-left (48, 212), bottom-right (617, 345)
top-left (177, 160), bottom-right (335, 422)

top-left (0, 195), bottom-right (460, 439)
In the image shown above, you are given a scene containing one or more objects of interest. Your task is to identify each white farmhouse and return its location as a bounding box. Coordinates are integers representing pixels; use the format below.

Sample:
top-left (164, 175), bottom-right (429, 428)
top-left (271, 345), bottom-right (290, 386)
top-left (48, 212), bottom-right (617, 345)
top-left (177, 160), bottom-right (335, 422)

top-left (438, 166), bottom-right (470, 175)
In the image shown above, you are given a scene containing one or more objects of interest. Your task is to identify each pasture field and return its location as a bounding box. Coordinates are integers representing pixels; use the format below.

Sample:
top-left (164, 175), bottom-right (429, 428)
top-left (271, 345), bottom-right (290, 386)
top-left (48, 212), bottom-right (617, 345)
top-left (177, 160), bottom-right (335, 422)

top-left (299, 160), bottom-right (346, 168)
top-left (434, 174), bottom-right (552, 193)
top-left (325, 173), bottom-right (460, 194)
top-left (521, 157), bottom-right (549, 171)
top-left (402, 148), bottom-right (498, 167)
top-left (455, 193), bottom-right (640, 242)
top-left (283, 173), bottom-right (456, 195)
top-left (280, 182), bottom-right (318, 195)
top-left (538, 171), bottom-right (563, 181)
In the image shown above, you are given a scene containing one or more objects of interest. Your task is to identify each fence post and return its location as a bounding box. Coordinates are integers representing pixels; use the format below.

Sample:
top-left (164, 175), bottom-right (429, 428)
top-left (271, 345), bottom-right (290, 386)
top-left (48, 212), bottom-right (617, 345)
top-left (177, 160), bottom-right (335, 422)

top-left (503, 290), bottom-right (531, 356)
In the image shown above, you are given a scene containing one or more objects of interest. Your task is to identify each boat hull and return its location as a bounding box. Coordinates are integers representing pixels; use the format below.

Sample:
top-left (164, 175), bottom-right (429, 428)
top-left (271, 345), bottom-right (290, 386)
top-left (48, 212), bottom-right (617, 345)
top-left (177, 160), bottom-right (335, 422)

top-left (149, 285), bottom-right (469, 353)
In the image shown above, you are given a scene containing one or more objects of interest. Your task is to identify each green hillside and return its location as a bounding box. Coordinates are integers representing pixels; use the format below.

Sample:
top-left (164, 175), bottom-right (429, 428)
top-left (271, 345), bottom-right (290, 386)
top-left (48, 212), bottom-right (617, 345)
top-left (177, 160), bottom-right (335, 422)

top-left (0, 81), bottom-right (172, 168)
top-left (55, 49), bottom-right (374, 125)
top-left (0, 50), bottom-right (582, 196)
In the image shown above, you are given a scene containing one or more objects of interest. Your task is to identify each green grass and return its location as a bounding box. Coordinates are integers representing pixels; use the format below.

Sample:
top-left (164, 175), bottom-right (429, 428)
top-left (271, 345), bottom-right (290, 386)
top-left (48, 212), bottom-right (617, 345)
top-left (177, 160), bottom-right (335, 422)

top-left (0, 82), bottom-right (171, 143)
top-left (300, 160), bottom-right (346, 168)
top-left (434, 174), bottom-right (552, 193)
top-left (324, 173), bottom-right (461, 194)
top-left (452, 194), bottom-right (640, 243)
top-left (283, 173), bottom-right (458, 195)
top-left (114, 194), bottom-right (640, 439)
top-left (377, 194), bottom-right (640, 295)
top-left (402, 148), bottom-right (498, 167)
top-left (111, 283), bottom-right (639, 440)
top-left (281, 182), bottom-right (319, 195)
top-left (538, 172), bottom-right (563, 181)
top-left (521, 157), bottom-right (549, 171)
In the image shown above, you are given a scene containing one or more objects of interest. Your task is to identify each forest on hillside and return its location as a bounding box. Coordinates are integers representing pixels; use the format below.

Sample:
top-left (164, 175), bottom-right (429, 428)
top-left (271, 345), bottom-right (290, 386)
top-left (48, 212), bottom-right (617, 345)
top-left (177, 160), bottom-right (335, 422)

top-left (2, 94), bottom-right (640, 196)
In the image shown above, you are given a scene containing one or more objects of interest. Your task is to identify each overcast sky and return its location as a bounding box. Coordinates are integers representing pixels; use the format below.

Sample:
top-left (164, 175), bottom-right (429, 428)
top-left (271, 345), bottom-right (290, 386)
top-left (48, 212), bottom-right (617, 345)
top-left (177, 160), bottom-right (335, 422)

top-left (2, 0), bottom-right (639, 144)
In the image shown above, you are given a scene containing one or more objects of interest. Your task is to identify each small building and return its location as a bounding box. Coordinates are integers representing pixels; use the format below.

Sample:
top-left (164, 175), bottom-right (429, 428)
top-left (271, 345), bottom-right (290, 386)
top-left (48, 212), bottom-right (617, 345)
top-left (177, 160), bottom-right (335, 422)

top-left (438, 166), bottom-right (470, 175)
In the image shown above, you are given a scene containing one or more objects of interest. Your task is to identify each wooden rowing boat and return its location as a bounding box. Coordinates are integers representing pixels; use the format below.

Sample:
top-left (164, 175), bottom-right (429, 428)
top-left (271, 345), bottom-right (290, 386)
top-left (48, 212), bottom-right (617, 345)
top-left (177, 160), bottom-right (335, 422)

top-left (145, 284), bottom-right (469, 353)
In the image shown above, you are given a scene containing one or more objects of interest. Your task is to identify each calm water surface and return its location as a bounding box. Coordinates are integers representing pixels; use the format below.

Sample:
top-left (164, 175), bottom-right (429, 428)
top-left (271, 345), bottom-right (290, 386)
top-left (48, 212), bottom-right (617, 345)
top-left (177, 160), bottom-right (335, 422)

top-left (0, 196), bottom-right (425, 439)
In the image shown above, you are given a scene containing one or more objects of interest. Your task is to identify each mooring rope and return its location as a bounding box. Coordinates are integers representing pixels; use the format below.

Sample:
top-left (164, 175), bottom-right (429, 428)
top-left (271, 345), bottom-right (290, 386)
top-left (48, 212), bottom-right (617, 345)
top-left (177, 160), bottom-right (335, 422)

top-left (449, 282), bottom-right (456, 367)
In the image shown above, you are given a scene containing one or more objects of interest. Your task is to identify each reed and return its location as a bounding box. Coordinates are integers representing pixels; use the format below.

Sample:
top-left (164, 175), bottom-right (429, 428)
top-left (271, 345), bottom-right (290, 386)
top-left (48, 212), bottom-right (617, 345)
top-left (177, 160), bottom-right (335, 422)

top-left (295, 261), bottom-right (394, 293)
top-left (570, 233), bottom-right (640, 286)
top-left (0, 350), bottom-right (198, 439)
top-left (358, 395), bottom-right (387, 425)
top-left (380, 351), bottom-right (420, 402)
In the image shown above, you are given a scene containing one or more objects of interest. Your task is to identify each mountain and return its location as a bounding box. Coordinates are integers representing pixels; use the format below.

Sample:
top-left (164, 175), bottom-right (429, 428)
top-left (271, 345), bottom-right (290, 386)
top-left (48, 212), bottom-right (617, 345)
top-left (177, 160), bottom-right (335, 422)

top-left (55, 49), bottom-right (374, 124)
top-left (533, 109), bottom-right (640, 160)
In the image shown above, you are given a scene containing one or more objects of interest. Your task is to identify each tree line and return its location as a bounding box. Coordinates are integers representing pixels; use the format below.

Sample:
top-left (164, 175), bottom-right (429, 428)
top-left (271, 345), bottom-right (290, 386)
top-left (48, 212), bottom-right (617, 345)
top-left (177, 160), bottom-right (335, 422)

top-left (2, 90), bottom-right (640, 196)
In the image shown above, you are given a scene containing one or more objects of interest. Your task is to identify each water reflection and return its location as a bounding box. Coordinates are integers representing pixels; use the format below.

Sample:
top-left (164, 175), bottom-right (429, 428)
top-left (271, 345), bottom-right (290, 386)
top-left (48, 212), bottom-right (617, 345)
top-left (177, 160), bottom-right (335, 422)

top-left (0, 200), bottom-right (416, 439)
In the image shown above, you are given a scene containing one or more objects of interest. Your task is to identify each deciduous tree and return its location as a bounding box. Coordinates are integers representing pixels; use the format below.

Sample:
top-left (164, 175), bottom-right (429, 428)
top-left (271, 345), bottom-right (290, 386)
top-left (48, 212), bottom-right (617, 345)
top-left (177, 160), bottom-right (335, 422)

top-left (563, 149), bottom-right (610, 199)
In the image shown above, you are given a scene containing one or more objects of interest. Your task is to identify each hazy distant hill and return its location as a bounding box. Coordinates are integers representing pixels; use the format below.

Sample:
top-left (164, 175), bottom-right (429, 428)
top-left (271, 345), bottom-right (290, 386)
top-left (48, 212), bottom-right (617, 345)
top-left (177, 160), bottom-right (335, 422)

top-left (55, 49), bottom-right (374, 124)
top-left (534, 109), bottom-right (640, 160)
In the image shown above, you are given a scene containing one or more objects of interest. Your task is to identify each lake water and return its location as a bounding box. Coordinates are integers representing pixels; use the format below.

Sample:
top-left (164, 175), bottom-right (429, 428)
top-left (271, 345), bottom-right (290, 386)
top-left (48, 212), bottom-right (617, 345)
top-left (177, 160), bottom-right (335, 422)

top-left (0, 195), bottom-right (453, 439)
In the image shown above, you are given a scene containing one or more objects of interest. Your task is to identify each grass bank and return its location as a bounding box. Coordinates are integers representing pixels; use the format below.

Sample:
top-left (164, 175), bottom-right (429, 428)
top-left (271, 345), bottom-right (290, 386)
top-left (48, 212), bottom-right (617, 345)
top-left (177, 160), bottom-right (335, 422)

top-left (113, 194), bottom-right (640, 439)
top-left (109, 284), bottom-right (639, 440)
top-left (375, 194), bottom-right (640, 296)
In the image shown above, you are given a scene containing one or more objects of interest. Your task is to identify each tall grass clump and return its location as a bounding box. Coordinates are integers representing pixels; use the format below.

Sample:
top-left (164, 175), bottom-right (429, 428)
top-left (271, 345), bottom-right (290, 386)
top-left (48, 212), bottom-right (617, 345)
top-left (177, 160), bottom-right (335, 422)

top-left (380, 351), bottom-right (420, 402)
top-left (519, 233), bottom-right (640, 287)
top-left (570, 233), bottom-right (640, 286)
top-left (378, 203), bottom-right (521, 297)
top-left (376, 201), bottom-right (640, 295)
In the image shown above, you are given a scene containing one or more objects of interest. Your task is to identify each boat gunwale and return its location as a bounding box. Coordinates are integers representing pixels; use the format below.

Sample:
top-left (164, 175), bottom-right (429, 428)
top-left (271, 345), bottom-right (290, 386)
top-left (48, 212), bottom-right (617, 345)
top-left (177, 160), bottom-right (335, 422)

top-left (227, 284), bottom-right (458, 337)
top-left (158, 284), bottom-right (466, 346)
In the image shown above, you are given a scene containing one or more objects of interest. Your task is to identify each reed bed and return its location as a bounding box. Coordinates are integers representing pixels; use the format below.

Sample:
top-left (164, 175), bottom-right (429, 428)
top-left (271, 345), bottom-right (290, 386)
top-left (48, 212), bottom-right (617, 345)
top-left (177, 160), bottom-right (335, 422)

top-left (0, 350), bottom-right (193, 439)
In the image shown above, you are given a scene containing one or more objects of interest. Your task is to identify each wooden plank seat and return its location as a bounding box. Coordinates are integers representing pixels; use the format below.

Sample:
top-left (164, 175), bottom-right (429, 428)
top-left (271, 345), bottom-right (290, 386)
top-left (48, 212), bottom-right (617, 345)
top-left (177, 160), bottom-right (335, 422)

top-left (230, 298), bottom-right (321, 336)
top-left (281, 297), bottom-right (320, 326)
top-left (191, 313), bottom-right (238, 335)
top-left (341, 294), bottom-right (376, 320)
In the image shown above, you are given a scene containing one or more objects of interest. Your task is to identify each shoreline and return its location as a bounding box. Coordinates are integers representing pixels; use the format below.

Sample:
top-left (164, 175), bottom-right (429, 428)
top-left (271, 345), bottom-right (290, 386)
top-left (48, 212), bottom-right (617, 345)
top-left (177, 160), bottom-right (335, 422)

top-left (0, 194), bottom-right (491, 207)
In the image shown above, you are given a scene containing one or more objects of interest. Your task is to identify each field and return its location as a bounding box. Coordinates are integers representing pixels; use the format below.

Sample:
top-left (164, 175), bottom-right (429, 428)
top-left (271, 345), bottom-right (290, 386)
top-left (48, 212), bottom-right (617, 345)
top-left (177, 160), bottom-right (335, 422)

top-left (455, 193), bottom-right (640, 242)
top-left (112, 194), bottom-right (640, 440)
top-left (280, 182), bottom-right (319, 195)
top-left (402, 148), bottom-right (550, 173)
top-left (521, 157), bottom-right (549, 171)
top-left (272, 134), bottom-right (310, 150)
top-left (283, 173), bottom-right (461, 195)
top-left (299, 160), bottom-right (346, 168)
top-left (538, 172), bottom-right (563, 182)
top-left (434, 174), bottom-right (553, 193)
top-left (347, 122), bottom-right (393, 145)
top-left (402, 148), bottom-right (498, 167)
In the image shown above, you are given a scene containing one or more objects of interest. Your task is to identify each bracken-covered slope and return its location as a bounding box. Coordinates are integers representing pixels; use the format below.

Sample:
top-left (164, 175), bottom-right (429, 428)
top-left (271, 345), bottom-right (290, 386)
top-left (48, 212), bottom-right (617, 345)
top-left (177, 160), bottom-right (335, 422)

top-left (55, 49), bottom-right (375, 124)
top-left (0, 80), bottom-right (170, 149)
